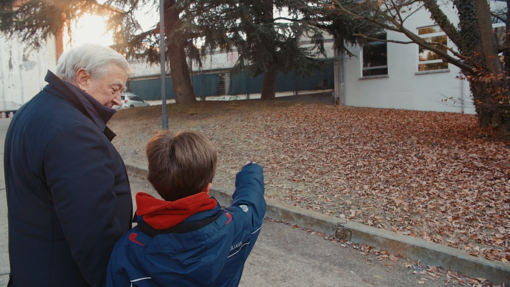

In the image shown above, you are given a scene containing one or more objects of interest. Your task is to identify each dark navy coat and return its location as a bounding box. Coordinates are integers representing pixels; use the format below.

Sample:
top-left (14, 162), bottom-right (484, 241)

top-left (107, 163), bottom-right (266, 287)
top-left (4, 71), bottom-right (133, 287)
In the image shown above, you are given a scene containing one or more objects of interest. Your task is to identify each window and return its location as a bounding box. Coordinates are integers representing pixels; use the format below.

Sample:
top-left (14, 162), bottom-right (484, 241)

top-left (362, 34), bottom-right (388, 77)
top-left (493, 23), bottom-right (506, 47)
top-left (418, 26), bottom-right (448, 71)
top-left (131, 96), bottom-right (144, 102)
top-left (493, 22), bottom-right (506, 62)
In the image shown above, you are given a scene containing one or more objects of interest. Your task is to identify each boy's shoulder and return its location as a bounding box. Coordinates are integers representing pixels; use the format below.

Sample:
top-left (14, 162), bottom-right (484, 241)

top-left (108, 209), bottom-right (257, 286)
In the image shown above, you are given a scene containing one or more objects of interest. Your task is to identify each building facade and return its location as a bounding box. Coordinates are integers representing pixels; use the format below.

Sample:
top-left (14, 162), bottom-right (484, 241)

top-left (0, 35), bottom-right (58, 111)
top-left (337, 3), bottom-right (477, 114)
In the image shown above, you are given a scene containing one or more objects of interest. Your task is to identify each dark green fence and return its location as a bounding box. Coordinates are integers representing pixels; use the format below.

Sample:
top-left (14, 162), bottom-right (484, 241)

top-left (129, 78), bottom-right (171, 101)
top-left (129, 74), bottom-right (220, 100)
top-left (129, 64), bottom-right (334, 100)
top-left (227, 64), bottom-right (334, 95)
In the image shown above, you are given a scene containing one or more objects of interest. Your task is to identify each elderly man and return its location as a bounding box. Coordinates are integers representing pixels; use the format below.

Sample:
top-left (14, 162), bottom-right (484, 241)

top-left (4, 44), bottom-right (133, 287)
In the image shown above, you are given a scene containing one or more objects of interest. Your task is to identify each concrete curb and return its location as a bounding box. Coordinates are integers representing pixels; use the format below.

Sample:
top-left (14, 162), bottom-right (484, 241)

top-left (125, 163), bottom-right (148, 178)
top-left (207, 187), bottom-right (345, 237)
top-left (344, 222), bottom-right (510, 284)
top-left (125, 162), bottom-right (510, 285)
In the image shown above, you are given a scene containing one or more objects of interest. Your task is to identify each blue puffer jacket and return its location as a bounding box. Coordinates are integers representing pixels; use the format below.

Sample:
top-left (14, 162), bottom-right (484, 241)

top-left (107, 163), bottom-right (266, 287)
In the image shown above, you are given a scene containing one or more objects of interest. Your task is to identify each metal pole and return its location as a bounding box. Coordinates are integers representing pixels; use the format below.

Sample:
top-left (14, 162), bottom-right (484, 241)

top-left (160, 0), bottom-right (168, 130)
top-left (333, 48), bottom-right (340, 105)
top-left (460, 72), bottom-right (465, 114)
top-left (340, 51), bottom-right (346, 105)
top-left (188, 41), bottom-right (193, 86)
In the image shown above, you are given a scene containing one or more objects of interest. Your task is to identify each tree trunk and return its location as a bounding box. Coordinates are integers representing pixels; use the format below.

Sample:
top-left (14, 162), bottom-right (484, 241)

top-left (454, 0), bottom-right (510, 131)
top-left (469, 79), bottom-right (491, 126)
top-left (165, 0), bottom-right (196, 104)
top-left (472, 0), bottom-right (510, 132)
top-left (469, 77), bottom-right (510, 131)
top-left (474, 0), bottom-right (502, 73)
top-left (259, 0), bottom-right (276, 101)
top-left (168, 44), bottom-right (196, 104)
top-left (260, 70), bottom-right (276, 100)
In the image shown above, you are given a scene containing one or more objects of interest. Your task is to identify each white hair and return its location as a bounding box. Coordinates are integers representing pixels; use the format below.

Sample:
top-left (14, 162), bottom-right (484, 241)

top-left (56, 43), bottom-right (131, 82)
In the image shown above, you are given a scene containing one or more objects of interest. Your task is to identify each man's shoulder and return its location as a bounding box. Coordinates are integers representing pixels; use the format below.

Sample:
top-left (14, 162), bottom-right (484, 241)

top-left (9, 90), bottom-right (100, 150)
top-left (18, 90), bottom-right (92, 129)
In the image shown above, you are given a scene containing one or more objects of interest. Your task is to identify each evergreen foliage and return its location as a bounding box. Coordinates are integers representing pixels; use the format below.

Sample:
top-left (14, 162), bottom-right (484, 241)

top-left (0, 0), bottom-right (108, 48)
top-left (181, 0), bottom-right (380, 99)
top-left (185, 0), bottom-right (381, 74)
top-left (0, 0), bottom-right (378, 102)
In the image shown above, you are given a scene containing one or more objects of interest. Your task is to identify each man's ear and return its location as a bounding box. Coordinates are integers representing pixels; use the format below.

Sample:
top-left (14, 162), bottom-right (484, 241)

top-left (202, 183), bottom-right (212, 195)
top-left (75, 68), bottom-right (90, 91)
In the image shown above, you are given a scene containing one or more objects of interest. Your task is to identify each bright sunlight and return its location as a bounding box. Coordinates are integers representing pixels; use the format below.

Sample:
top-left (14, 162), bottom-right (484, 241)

top-left (63, 13), bottom-right (113, 50)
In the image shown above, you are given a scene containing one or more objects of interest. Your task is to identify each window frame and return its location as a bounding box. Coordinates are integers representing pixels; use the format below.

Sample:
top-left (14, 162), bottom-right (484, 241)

top-left (493, 22), bottom-right (506, 52)
top-left (361, 33), bottom-right (388, 78)
top-left (417, 25), bottom-right (449, 72)
top-left (130, 96), bottom-right (144, 102)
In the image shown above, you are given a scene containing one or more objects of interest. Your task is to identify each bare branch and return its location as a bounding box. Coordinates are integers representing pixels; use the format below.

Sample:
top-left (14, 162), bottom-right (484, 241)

top-left (333, 0), bottom-right (474, 71)
top-left (389, 0), bottom-right (405, 25)
top-left (490, 12), bottom-right (507, 23)
top-left (402, 4), bottom-right (426, 22)
top-left (273, 17), bottom-right (301, 22)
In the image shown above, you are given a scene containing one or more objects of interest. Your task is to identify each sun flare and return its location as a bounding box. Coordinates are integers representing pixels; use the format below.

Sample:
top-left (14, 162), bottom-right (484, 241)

top-left (63, 13), bottom-right (114, 50)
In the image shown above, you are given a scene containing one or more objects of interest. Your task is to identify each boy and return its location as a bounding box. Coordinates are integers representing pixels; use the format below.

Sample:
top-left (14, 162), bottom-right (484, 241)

top-left (107, 131), bottom-right (266, 287)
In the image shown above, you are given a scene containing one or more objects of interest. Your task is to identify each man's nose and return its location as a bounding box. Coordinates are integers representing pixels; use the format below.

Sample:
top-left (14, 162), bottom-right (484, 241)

top-left (112, 94), bottom-right (122, 106)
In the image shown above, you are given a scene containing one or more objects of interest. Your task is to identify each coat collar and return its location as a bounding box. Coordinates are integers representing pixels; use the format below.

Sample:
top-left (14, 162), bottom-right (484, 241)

top-left (43, 70), bottom-right (117, 141)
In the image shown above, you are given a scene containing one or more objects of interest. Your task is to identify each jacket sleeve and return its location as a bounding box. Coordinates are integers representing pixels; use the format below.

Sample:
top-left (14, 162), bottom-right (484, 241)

top-left (106, 237), bottom-right (132, 287)
top-left (228, 163), bottom-right (266, 232)
top-left (43, 123), bottom-right (127, 287)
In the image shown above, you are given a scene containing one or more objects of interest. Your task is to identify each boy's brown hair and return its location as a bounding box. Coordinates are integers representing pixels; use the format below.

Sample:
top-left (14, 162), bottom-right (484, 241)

top-left (146, 130), bottom-right (217, 201)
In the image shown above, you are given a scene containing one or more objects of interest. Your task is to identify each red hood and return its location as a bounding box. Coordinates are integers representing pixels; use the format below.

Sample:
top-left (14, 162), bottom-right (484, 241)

top-left (136, 192), bottom-right (218, 230)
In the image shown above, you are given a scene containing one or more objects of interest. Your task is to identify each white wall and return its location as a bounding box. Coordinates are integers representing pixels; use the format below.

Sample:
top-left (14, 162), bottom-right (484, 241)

top-left (0, 35), bottom-right (57, 111)
top-left (341, 4), bottom-right (475, 114)
top-left (129, 50), bottom-right (240, 78)
top-left (195, 51), bottom-right (240, 71)
top-left (129, 59), bottom-right (162, 78)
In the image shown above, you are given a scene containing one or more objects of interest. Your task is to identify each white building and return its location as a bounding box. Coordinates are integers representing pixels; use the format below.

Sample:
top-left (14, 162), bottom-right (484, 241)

top-left (0, 35), bottom-right (58, 111)
top-left (335, 3), bottom-right (478, 114)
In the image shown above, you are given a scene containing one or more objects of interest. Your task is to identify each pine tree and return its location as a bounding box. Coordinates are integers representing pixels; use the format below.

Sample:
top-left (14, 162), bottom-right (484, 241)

top-left (182, 0), bottom-right (378, 100)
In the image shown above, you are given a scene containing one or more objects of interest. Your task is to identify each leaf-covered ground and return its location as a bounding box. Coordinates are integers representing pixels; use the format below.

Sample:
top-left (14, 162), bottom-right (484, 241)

top-left (109, 100), bottom-right (510, 263)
